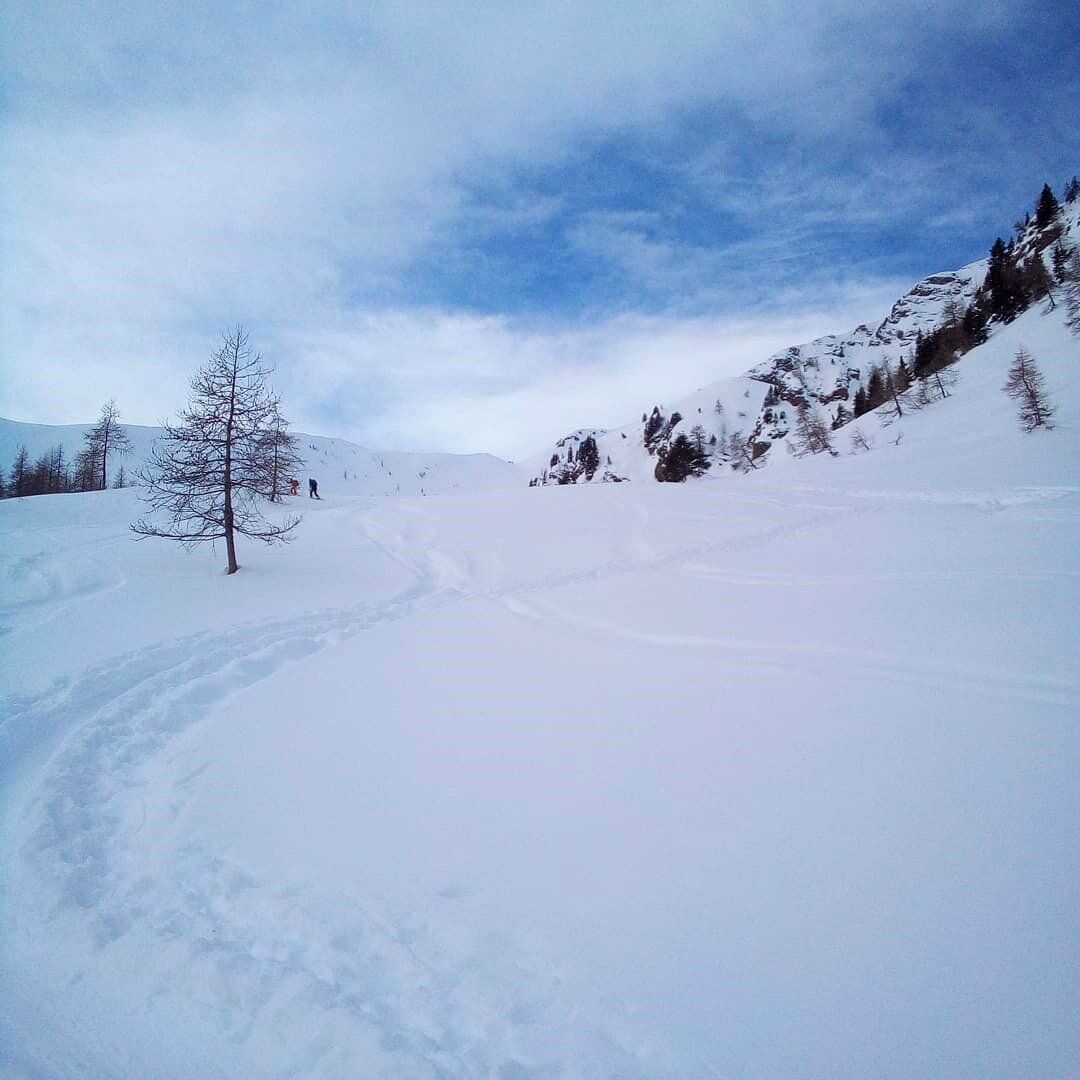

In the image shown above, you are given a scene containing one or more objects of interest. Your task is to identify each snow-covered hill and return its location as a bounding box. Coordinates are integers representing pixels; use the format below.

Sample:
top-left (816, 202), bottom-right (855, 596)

top-left (528, 193), bottom-right (1079, 485)
top-left (2, 283), bottom-right (1078, 1075)
top-left (0, 419), bottom-right (519, 497)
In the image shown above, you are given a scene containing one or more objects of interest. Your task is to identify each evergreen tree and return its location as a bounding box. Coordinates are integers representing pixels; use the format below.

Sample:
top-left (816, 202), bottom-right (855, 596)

top-left (984, 237), bottom-right (1027, 322)
top-left (1065, 176), bottom-right (1080, 203)
top-left (655, 433), bottom-right (709, 482)
top-left (1034, 183), bottom-right (1061, 230)
top-left (1003, 348), bottom-right (1055, 431)
top-left (690, 424), bottom-right (708, 457)
top-left (643, 406), bottom-right (665, 450)
top-left (132, 327), bottom-right (301, 575)
top-left (577, 434), bottom-right (600, 480)
top-left (852, 386), bottom-right (868, 417)
top-left (961, 301), bottom-right (989, 348)
top-left (865, 365), bottom-right (887, 411)
top-left (895, 357), bottom-right (912, 393)
top-left (1053, 243), bottom-right (1070, 283)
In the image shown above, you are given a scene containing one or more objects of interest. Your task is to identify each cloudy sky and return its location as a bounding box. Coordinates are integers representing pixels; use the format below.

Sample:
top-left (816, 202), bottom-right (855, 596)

top-left (1, 2), bottom-right (1077, 458)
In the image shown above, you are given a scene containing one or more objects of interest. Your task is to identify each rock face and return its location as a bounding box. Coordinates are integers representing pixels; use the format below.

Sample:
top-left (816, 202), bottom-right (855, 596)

top-left (525, 257), bottom-right (996, 485)
top-left (529, 429), bottom-right (625, 486)
top-left (746, 264), bottom-right (983, 422)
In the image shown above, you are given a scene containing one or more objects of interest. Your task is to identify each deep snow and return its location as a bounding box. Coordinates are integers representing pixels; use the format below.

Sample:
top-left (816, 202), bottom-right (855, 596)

top-left (1, 302), bottom-right (1078, 1077)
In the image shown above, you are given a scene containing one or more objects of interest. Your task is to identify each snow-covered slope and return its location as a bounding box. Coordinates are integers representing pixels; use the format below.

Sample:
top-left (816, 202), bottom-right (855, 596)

top-left (0, 420), bottom-right (519, 497)
top-left (528, 194), bottom-right (1079, 485)
top-left (1, 294), bottom-right (1078, 1076)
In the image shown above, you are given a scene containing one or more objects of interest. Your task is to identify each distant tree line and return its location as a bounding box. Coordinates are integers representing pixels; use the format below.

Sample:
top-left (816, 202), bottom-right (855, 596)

top-left (1, 399), bottom-right (133, 499)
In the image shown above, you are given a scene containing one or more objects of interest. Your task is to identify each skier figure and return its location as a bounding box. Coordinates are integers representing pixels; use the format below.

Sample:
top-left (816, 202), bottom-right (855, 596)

top-left (289, 477), bottom-right (300, 496)
top-left (308, 477), bottom-right (320, 499)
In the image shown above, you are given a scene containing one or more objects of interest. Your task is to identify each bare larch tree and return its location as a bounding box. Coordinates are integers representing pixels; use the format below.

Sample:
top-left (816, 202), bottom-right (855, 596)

top-left (260, 402), bottom-right (304, 502)
top-left (132, 327), bottom-right (300, 574)
top-left (791, 405), bottom-right (835, 456)
top-left (1003, 348), bottom-right (1055, 431)
top-left (83, 399), bottom-right (133, 490)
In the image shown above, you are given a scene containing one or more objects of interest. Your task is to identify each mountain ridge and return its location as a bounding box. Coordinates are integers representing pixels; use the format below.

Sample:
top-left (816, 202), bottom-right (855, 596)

top-left (527, 187), bottom-right (1078, 485)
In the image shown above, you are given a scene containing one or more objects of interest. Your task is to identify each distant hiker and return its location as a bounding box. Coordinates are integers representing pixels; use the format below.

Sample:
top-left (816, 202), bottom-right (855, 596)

top-left (289, 477), bottom-right (300, 496)
top-left (308, 478), bottom-right (320, 499)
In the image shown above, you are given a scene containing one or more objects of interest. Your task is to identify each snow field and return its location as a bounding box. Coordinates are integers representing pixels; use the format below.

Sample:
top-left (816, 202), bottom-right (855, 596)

top-left (1, 301), bottom-right (1078, 1077)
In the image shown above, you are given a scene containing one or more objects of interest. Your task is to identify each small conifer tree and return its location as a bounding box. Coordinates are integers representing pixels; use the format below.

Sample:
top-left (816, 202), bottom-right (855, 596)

top-left (1003, 348), bottom-right (1055, 431)
top-left (1035, 183), bottom-right (1061, 230)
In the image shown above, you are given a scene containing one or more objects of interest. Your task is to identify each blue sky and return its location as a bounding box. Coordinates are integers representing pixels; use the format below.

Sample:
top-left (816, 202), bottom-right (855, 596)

top-left (1, 1), bottom-right (1077, 457)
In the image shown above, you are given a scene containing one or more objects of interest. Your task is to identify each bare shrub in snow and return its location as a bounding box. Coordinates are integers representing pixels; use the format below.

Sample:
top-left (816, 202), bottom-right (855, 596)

top-left (849, 429), bottom-right (873, 453)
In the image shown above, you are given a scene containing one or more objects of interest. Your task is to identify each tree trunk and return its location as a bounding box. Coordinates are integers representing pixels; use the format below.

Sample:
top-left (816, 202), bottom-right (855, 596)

top-left (224, 348), bottom-right (239, 574)
top-left (224, 492), bottom-right (238, 574)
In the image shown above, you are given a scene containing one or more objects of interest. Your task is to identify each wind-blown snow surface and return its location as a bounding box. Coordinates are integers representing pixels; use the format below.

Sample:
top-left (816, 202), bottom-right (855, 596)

top-left (1, 306), bottom-right (1078, 1077)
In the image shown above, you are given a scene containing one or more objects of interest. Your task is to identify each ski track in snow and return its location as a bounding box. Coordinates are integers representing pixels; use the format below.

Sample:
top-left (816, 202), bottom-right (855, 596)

top-left (0, 549), bottom-right (125, 620)
top-left (511, 597), bottom-right (1076, 708)
top-left (2, 528), bottom-right (674, 1077)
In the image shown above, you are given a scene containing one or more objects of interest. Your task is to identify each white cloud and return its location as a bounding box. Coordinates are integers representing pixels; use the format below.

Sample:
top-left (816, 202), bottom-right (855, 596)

top-left (0, 1), bottom-right (1064, 458)
top-left (276, 276), bottom-right (907, 458)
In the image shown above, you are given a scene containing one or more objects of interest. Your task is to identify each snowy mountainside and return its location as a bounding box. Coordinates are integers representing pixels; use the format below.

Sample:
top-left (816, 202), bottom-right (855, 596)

top-left (526, 263), bottom-right (983, 486)
top-left (0, 418), bottom-right (519, 497)
top-left (529, 191), bottom-right (1079, 485)
top-left (524, 375), bottom-right (769, 485)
